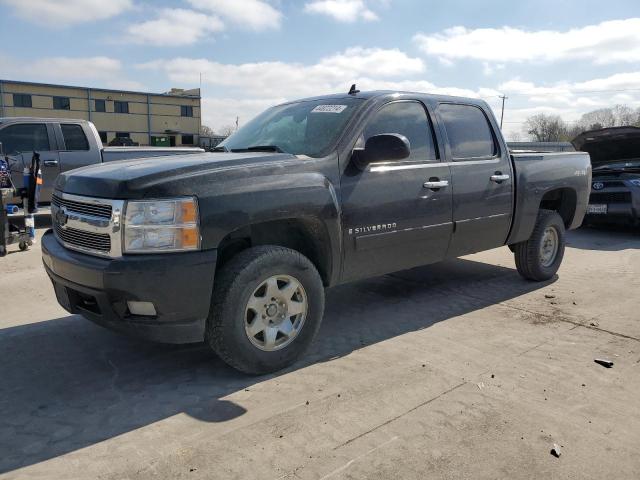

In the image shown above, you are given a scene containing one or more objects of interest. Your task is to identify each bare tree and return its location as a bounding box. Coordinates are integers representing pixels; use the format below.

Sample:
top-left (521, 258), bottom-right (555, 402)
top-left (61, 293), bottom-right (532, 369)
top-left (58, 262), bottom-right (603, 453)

top-left (577, 105), bottom-right (639, 131)
top-left (216, 124), bottom-right (235, 137)
top-left (524, 114), bottom-right (569, 142)
top-left (200, 125), bottom-right (215, 137)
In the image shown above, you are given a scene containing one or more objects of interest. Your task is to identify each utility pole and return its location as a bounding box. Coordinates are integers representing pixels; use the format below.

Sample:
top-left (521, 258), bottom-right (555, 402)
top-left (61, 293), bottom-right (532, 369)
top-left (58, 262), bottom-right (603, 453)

top-left (499, 94), bottom-right (508, 129)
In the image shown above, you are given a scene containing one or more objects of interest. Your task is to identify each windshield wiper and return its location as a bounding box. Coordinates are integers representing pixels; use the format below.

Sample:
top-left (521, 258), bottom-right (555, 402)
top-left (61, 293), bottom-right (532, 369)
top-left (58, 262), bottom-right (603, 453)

top-left (212, 145), bottom-right (229, 152)
top-left (231, 145), bottom-right (285, 153)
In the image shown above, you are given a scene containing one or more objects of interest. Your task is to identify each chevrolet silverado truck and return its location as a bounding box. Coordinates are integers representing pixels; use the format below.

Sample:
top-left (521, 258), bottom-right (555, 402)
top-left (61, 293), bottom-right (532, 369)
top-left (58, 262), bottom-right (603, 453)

top-left (0, 117), bottom-right (202, 203)
top-left (572, 127), bottom-right (640, 226)
top-left (41, 90), bottom-right (591, 374)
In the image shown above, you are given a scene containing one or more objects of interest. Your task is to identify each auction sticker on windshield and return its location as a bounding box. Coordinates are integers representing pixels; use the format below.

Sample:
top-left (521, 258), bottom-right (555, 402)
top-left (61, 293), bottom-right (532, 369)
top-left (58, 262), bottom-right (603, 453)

top-left (312, 105), bottom-right (348, 113)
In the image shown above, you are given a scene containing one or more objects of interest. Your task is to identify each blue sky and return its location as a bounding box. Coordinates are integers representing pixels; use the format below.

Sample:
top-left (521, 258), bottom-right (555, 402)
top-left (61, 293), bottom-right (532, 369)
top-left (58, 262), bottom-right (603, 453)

top-left (1, 0), bottom-right (640, 138)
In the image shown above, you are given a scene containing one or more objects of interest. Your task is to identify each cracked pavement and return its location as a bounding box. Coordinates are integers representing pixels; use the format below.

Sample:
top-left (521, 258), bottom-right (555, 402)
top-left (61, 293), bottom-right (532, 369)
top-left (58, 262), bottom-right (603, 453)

top-left (0, 226), bottom-right (639, 479)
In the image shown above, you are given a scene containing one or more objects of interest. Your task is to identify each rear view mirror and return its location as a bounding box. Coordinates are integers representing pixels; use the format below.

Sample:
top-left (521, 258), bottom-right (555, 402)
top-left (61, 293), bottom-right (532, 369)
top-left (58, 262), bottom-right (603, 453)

top-left (354, 133), bottom-right (411, 167)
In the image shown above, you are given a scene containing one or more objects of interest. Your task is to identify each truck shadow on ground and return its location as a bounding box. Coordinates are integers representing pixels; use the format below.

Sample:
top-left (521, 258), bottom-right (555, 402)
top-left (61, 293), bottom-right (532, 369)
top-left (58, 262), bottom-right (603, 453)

top-left (0, 256), bottom-right (551, 474)
top-left (567, 225), bottom-right (639, 251)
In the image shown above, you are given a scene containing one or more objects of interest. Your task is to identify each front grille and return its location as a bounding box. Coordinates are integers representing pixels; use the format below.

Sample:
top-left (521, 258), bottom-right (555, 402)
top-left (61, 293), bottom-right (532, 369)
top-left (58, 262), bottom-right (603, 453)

top-left (54, 223), bottom-right (111, 253)
top-left (52, 194), bottom-right (112, 219)
top-left (590, 192), bottom-right (632, 204)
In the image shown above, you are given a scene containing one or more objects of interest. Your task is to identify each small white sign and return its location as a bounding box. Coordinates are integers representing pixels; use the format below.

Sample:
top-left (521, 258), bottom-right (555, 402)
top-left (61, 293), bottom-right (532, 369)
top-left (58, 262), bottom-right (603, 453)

top-left (312, 104), bottom-right (347, 114)
top-left (587, 204), bottom-right (607, 214)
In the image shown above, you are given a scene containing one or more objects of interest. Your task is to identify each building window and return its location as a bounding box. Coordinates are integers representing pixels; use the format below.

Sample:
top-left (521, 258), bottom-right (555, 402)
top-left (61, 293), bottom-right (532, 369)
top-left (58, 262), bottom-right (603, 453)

top-left (181, 105), bottom-right (194, 117)
top-left (115, 132), bottom-right (130, 138)
top-left (94, 99), bottom-right (106, 112)
top-left (61, 124), bottom-right (90, 151)
top-left (114, 101), bottom-right (129, 114)
top-left (13, 94), bottom-right (32, 108)
top-left (98, 131), bottom-right (108, 143)
top-left (53, 96), bottom-right (71, 110)
top-left (181, 134), bottom-right (194, 145)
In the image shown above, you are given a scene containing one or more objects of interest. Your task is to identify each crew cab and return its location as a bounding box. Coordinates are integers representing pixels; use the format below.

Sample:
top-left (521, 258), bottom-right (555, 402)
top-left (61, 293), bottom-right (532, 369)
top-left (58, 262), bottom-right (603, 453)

top-left (572, 127), bottom-right (640, 226)
top-left (0, 117), bottom-right (202, 203)
top-left (41, 90), bottom-right (591, 374)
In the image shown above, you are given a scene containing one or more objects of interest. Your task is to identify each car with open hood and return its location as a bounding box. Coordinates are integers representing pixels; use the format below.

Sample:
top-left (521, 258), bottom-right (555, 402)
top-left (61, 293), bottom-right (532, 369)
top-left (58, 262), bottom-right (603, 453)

top-left (573, 126), bottom-right (640, 226)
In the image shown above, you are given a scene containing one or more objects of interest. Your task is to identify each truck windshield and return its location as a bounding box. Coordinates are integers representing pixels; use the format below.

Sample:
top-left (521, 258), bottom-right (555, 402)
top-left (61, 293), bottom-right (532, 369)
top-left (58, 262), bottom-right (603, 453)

top-left (219, 97), bottom-right (365, 157)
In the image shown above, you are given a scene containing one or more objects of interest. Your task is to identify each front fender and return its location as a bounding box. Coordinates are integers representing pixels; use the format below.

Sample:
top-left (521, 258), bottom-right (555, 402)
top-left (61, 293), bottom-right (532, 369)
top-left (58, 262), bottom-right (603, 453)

top-left (198, 172), bottom-right (342, 279)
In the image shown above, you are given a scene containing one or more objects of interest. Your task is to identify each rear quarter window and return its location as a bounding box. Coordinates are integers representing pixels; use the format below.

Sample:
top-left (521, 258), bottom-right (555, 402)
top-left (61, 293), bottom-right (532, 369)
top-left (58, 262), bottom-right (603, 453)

top-left (61, 124), bottom-right (90, 151)
top-left (439, 103), bottom-right (497, 159)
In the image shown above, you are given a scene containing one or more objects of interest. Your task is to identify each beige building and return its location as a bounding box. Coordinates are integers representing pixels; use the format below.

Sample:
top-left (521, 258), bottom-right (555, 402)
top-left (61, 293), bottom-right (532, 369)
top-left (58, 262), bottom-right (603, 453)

top-left (0, 79), bottom-right (201, 147)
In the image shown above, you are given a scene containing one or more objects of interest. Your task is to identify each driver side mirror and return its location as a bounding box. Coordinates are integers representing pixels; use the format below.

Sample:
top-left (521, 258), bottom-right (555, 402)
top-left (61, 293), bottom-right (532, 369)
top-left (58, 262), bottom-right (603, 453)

top-left (353, 133), bottom-right (411, 168)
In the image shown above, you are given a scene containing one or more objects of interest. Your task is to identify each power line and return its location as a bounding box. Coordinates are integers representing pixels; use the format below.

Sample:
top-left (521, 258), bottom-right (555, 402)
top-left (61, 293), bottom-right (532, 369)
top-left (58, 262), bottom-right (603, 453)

top-left (493, 87), bottom-right (640, 98)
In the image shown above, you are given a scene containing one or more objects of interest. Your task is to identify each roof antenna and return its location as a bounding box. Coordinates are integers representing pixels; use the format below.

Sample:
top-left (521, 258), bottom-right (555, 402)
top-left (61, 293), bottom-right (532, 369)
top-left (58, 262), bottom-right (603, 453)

top-left (348, 84), bottom-right (360, 95)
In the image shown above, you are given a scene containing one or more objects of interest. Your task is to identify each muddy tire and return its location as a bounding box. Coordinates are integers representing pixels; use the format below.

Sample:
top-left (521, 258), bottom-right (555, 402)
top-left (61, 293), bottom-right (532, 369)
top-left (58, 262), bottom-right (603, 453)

top-left (206, 246), bottom-right (325, 375)
top-left (514, 209), bottom-right (565, 281)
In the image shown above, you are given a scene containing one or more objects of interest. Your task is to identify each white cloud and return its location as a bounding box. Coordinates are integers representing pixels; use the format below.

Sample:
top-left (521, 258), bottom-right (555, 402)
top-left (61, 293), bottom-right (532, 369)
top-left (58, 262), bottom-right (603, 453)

top-left (126, 9), bottom-right (224, 46)
top-left (0, 0), bottom-right (133, 26)
top-left (414, 18), bottom-right (640, 65)
top-left (30, 57), bottom-right (124, 79)
top-left (187, 0), bottom-right (282, 30)
top-left (492, 72), bottom-right (640, 139)
top-left (3, 56), bottom-right (146, 91)
top-left (304, 0), bottom-right (378, 22)
top-left (138, 47), bottom-right (425, 98)
top-left (201, 97), bottom-right (286, 132)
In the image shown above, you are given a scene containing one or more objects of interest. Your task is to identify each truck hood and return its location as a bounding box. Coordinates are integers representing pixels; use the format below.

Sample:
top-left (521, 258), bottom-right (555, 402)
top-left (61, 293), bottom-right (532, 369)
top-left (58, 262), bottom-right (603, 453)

top-left (572, 126), bottom-right (640, 168)
top-left (55, 151), bottom-right (298, 198)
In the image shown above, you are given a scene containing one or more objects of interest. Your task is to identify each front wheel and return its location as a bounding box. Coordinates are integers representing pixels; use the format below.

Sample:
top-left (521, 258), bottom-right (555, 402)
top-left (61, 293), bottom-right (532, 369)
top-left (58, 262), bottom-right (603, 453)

top-left (514, 209), bottom-right (565, 281)
top-left (206, 246), bottom-right (325, 375)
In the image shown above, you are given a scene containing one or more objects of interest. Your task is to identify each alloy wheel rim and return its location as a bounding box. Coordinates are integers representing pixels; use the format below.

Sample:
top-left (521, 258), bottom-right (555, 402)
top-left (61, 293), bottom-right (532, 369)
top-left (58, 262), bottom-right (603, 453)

top-left (539, 226), bottom-right (559, 267)
top-left (244, 274), bottom-right (308, 351)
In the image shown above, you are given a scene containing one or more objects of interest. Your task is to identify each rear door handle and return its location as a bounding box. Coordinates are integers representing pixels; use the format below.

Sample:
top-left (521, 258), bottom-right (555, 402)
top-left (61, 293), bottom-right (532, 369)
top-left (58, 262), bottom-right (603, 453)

top-left (423, 180), bottom-right (449, 189)
top-left (43, 159), bottom-right (59, 167)
top-left (490, 174), bottom-right (510, 183)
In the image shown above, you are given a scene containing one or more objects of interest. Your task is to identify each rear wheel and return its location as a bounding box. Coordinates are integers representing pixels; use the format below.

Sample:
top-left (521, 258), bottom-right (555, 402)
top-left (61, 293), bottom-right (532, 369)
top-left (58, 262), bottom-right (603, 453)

top-left (206, 246), bottom-right (325, 375)
top-left (514, 209), bottom-right (565, 281)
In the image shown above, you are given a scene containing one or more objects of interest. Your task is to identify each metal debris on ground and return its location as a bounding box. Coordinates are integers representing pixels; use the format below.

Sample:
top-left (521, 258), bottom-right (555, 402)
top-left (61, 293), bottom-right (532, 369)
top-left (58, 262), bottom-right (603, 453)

top-left (550, 444), bottom-right (562, 458)
top-left (594, 358), bottom-right (614, 368)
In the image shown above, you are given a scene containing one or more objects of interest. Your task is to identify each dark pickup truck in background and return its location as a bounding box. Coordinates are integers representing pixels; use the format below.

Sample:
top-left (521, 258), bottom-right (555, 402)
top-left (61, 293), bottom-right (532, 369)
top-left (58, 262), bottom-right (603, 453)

top-left (0, 117), bottom-right (202, 203)
top-left (41, 90), bottom-right (591, 374)
top-left (573, 127), bottom-right (640, 226)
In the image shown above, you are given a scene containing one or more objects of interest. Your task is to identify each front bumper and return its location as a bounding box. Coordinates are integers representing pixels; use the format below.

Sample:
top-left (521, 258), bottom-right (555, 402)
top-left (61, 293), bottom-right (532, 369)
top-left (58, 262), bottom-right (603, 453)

top-left (42, 230), bottom-right (217, 343)
top-left (586, 197), bottom-right (639, 225)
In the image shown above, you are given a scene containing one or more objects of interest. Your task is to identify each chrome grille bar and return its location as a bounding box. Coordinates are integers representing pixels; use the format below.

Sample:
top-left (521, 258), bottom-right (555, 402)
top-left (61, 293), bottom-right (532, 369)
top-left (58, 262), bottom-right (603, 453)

top-left (52, 194), bottom-right (112, 219)
top-left (51, 191), bottom-right (124, 258)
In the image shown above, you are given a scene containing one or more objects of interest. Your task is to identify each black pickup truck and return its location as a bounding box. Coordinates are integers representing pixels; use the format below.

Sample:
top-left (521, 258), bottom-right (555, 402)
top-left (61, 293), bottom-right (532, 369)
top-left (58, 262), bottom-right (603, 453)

top-left (42, 90), bottom-right (591, 374)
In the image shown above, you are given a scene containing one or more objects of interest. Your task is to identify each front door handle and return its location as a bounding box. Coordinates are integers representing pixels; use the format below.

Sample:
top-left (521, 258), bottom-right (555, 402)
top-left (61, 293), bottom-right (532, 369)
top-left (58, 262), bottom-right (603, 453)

top-left (423, 180), bottom-right (449, 189)
top-left (43, 159), bottom-right (59, 167)
top-left (490, 173), bottom-right (510, 183)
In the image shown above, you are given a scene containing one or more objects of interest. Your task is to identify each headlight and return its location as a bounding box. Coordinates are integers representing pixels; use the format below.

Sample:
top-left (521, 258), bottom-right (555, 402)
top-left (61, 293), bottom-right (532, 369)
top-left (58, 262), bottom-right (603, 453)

top-left (123, 197), bottom-right (200, 253)
top-left (629, 179), bottom-right (640, 187)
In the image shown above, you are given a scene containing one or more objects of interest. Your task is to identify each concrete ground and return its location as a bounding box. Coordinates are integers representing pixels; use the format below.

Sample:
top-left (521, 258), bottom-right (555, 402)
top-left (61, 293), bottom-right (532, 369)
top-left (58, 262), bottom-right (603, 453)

top-left (0, 226), bottom-right (638, 479)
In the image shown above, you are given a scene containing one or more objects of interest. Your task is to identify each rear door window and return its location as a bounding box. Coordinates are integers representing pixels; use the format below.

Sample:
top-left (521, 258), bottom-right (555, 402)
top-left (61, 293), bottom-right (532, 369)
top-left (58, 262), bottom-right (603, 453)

top-left (0, 123), bottom-right (50, 154)
top-left (364, 101), bottom-right (438, 162)
top-left (61, 124), bottom-right (90, 151)
top-left (439, 104), bottom-right (497, 159)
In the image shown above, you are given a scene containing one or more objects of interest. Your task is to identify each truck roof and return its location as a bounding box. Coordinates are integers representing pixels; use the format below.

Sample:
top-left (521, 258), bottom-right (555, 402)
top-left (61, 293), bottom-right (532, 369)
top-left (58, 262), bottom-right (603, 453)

top-left (0, 117), bottom-right (89, 124)
top-left (282, 90), bottom-right (489, 108)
